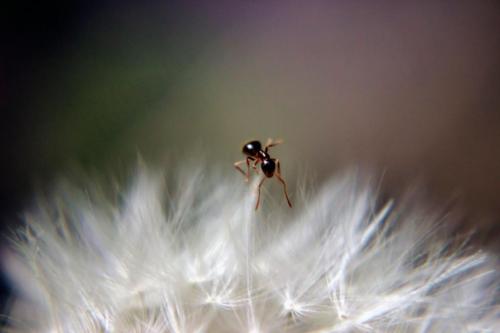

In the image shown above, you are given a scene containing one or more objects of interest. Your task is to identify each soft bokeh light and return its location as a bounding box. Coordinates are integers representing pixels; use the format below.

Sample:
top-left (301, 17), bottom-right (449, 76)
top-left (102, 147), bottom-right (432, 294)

top-left (3, 1), bottom-right (500, 235)
top-left (2, 1), bottom-right (500, 327)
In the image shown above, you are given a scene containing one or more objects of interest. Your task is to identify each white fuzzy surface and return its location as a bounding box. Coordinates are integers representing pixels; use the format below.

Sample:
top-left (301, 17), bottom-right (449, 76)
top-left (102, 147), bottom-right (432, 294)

top-left (2, 166), bottom-right (498, 332)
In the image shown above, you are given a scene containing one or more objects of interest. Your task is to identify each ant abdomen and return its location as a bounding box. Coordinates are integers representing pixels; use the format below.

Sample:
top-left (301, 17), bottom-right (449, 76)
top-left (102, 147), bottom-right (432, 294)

top-left (261, 159), bottom-right (276, 177)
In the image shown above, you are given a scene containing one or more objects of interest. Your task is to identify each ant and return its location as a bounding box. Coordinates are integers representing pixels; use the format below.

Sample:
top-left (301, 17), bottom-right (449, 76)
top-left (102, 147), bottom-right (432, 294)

top-left (234, 138), bottom-right (292, 210)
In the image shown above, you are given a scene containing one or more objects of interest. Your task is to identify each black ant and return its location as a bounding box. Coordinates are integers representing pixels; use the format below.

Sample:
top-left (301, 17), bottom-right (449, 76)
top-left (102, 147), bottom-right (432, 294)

top-left (234, 138), bottom-right (292, 210)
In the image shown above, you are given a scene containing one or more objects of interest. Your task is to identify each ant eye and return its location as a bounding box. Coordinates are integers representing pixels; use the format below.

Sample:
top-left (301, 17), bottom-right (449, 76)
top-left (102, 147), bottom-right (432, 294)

top-left (243, 140), bottom-right (261, 156)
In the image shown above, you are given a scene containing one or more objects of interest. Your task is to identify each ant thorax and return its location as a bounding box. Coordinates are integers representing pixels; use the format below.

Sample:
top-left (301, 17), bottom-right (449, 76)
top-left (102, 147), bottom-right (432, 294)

top-left (258, 150), bottom-right (270, 160)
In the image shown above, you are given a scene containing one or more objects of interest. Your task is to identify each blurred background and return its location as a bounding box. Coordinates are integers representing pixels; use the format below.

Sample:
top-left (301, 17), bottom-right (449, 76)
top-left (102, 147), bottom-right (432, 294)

top-left (1, 0), bottom-right (500, 310)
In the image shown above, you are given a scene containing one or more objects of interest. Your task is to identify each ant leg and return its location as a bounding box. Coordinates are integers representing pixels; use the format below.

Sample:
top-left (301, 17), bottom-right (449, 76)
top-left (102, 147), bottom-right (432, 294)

top-left (275, 174), bottom-right (293, 208)
top-left (233, 159), bottom-right (247, 177)
top-left (255, 177), bottom-right (266, 210)
top-left (246, 157), bottom-right (258, 178)
top-left (252, 158), bottom-right (260, 173)
top-left (264, 138), bottom-right (284, 153)
top-left (234, 157), bottom-right (254, 182)
top-left (274, 159), bottom-right (292, 208)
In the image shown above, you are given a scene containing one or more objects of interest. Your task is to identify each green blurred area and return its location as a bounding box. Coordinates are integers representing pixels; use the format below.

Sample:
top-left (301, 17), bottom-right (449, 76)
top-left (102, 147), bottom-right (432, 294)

top-left (28, 7), bottom-right (207, 171)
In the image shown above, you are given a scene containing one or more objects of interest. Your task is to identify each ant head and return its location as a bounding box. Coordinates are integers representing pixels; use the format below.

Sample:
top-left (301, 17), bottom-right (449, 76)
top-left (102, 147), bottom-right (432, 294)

top-left (242, 140), bottom-right (262, 157)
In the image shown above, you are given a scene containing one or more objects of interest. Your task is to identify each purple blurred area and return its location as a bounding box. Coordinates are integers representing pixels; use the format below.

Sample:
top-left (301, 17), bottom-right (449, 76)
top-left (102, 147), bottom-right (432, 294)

top-left (1, 0), bottom-right (500, 320)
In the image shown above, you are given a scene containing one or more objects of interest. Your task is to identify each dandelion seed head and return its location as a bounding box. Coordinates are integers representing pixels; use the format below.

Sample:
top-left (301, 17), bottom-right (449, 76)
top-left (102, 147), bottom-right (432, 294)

top-left (1, 164), bottom-right (498, 332)
top-left (204, 294), bottom-right (222, 305)
top-left (283, 297), bottom-right (304, 314)
top-left (252, 326), bottom-right (268, 333)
